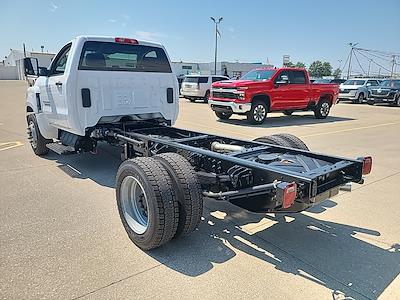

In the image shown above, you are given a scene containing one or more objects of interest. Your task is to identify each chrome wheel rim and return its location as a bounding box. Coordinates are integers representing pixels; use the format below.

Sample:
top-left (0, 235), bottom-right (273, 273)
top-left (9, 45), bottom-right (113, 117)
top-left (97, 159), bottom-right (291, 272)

top-left (253, 104), bottom-right (266, 122)
top-left (28, 121), bottom-right (38, 149)
top-left (320, 102), bottom-right (330, 117)
top-left (120, 176), bottom-right (149, 234)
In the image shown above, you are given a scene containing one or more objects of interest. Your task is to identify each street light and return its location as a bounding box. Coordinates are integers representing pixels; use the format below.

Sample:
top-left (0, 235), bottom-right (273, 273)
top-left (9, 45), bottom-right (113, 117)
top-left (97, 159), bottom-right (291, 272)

top-left (210, 17), bottom-right (223, 75)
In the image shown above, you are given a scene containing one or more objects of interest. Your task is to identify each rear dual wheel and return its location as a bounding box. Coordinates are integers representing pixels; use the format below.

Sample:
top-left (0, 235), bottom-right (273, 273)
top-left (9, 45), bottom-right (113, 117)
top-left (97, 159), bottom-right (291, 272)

top-left (116, 154), bottom-right (203, 250)
top-left (254, 133), bottom-right (309, 151)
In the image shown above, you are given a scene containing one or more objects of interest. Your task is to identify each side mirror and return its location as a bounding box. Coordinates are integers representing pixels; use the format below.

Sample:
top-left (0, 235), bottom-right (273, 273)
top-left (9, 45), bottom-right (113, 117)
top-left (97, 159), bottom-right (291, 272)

top-left (275, 75), bottom-right (289, 87)
top-left (23, 57), bottom-right (39, 76)
top-left (366, 83), bottom-right (371, 87)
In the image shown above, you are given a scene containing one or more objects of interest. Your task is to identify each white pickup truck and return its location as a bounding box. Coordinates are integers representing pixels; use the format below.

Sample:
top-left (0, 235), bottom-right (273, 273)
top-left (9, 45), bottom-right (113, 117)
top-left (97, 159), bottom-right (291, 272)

top-left (26, 35), bottom-right (179, 155)
top-left (24, 36), bottom-right (371, 251)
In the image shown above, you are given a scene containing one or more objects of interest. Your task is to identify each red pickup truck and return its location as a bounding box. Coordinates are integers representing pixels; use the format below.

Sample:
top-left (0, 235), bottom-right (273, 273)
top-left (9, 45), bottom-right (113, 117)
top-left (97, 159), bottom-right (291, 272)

top-left (209, 67), bottom-right (339, 124)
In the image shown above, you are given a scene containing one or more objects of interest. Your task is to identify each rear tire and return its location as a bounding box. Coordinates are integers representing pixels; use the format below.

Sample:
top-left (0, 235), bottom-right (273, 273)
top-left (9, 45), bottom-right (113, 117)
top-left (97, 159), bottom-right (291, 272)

top-left (27, 114), bottom-right (51, 156)
top-left (253, 135), bottom-right (292, 147)
top-left (116, 157), bottom-right (179, 250)
top-left (272, 133), bottom-right (309, 150)
top-left (314, 98), bottom-right (331, 119)
top-left (215, 111), bottom-right (232, 120)
top-left (154, 153), bottom-right (203, 237)
top-left (247, 101), bottom-right (267, 124)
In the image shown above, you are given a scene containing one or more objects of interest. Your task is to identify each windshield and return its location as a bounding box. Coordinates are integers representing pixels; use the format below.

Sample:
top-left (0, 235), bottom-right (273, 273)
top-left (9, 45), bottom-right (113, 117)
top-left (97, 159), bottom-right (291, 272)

top-left (380, 80), bottom-right (400, 88)
top-left (343, 79), bottom-right (366, 86)
top-left (183, 76), bottom-right (208, 83)
top-left (240, 69), bottom-right (276, 81)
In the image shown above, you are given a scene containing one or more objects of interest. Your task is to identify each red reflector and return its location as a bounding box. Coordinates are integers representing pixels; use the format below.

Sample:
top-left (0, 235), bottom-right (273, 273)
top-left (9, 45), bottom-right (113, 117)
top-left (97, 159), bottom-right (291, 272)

top-left (115, 37), bottom-right (138, 44)
top-left (283, 182), bottom-right (297, 209)
top-left (362, 156), bottom-right (372, 175)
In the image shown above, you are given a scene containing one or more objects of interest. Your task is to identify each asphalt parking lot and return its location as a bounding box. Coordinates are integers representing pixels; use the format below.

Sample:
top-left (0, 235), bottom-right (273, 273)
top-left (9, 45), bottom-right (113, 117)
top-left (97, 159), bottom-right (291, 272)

top-left (1, 80), bottom-right (399, 300)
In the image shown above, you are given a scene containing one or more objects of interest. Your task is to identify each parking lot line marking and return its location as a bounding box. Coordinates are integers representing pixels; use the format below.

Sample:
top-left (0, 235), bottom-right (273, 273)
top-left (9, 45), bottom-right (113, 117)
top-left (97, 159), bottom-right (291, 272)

top-left (0, 141), bottom-right (23, 151)
top-left (300, 121), bottom-right (400, 138)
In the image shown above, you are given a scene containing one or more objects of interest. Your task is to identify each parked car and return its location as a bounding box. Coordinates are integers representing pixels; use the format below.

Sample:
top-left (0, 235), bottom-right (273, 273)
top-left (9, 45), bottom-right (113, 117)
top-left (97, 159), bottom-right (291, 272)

top-left (313, 78), bottom-right (346, 85)
top-left (181, 75), bottom-right (229, 102)
top-left (338, 78), bottom-right (381, 103)
top-left (367, 79), bottom-right (400, 106)
top-left (209, 67), bottom-right (339, 124)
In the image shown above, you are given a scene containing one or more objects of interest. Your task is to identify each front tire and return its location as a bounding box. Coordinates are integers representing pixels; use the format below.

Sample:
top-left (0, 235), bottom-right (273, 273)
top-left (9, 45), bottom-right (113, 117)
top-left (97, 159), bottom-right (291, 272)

top-left (247, 101), bottom-right (267, 124)
top-left (353, 93), bottom-right (364, 104)
top-left (204, 91), bottom-right (210, 103)
top-left (27, 114), bottom-right (51, 156)
top-left (116, 157), bottom-right (179, 250)
top-left (215, 111), bottom-right (232, 120)
top-left (314, 98), bottom-right (331, 119)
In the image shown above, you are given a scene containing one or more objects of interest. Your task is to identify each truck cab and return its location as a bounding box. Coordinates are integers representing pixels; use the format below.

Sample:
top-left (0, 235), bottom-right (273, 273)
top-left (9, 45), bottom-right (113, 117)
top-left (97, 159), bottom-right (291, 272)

top-left (25, 36), bottom-right (179, 151)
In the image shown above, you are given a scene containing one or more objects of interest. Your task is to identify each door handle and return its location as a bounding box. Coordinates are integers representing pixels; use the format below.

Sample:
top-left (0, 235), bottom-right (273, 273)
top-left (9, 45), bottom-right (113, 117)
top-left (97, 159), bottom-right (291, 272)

top-left (55, 81), bottom-right (62, 86)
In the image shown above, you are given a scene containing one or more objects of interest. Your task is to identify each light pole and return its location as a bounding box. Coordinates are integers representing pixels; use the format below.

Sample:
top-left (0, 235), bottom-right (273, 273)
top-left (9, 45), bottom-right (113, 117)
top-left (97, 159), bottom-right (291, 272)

top-left (210, 17), bottom-right (223, 75)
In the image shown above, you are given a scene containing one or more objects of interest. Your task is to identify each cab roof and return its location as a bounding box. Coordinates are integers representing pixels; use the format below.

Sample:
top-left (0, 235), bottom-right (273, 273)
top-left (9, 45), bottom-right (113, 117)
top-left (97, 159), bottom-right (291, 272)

top-left (73, 35), bottom-right (164, 48)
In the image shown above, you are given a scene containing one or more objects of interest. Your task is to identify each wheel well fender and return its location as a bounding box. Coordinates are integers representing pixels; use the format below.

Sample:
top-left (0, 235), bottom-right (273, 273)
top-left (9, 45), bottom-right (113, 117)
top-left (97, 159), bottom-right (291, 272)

top-left (320, 93), bottom-right (333, 106)
top-left (251, 94), bottom-right (271, 110)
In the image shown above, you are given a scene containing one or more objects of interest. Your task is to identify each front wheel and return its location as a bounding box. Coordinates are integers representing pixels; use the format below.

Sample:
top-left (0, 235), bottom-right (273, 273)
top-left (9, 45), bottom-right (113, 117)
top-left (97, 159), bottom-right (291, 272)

top-left (353, 93), bottom-right (364, 104)
top-left (247, 101), bottom-right (267, 124)
top-left (215, 111), bottom-right (232, 120)
top-left (204, 91), bottom-right (210, 103)
top-left (314, 99), bottom-right (331, 119)
top-left (27, 114), bottom-right (51, 156)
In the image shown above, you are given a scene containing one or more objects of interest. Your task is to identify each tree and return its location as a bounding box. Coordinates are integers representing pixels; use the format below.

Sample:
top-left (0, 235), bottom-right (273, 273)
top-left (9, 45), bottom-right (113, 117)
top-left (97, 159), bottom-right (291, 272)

top-left (309, 61), bottom-right (332, 77)
top-left (333, 68), bottom-right (342, 79)
top-left (295, 62), bottom-right (306, 68)
top-left (283, 61), bottom-right (306, 68)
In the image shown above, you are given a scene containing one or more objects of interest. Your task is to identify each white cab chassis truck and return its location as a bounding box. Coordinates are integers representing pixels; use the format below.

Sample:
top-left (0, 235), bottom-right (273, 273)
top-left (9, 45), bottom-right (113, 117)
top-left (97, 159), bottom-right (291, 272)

top-left (24, 36), bottom-right (372, 250)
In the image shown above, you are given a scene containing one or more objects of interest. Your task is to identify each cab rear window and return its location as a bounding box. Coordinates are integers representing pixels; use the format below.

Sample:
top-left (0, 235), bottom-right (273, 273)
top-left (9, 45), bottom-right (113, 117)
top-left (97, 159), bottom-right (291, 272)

top-left (78, 41), bottom-right (172, 73)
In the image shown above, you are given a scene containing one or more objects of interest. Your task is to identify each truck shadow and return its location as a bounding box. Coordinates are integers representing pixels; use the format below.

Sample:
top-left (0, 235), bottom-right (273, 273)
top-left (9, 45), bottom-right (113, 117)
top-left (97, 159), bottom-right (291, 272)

top-left (149, 200), bottom-right (399, 299)
top-left (217, 114), bottom-right (354, 128)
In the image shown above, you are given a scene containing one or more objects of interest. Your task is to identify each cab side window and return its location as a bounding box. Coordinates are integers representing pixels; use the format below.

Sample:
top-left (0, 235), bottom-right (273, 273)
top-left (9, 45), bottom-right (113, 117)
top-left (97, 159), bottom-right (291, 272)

top-left (274, 70), bottom-right (290, 83)
top-left (289, 71), bottom-right (307, 84)
top-left (367, 80), bottom-right (379, 86)
top-left (50, 43), bottom-right (72, 76)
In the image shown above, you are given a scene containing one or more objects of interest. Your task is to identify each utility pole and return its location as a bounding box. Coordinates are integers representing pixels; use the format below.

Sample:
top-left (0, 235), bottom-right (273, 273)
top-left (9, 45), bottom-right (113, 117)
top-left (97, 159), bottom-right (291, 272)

top-left (390, 55), bottom-right (396, 77)
top-left (210, 17), bottom-right (223, 75)
top-left (367, 59), bottom-right (372, 77)
top-left (347, 42), bottom-right (358, 79)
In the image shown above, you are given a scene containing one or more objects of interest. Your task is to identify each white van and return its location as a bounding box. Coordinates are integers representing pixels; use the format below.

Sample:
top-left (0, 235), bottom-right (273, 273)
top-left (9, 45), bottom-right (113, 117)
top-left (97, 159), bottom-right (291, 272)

top-left (180, 75), bottom-right (229, 102)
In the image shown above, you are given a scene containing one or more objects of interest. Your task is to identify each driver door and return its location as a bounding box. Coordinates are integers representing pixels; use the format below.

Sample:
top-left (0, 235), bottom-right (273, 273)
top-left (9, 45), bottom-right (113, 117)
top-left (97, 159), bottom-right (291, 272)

top-left (42, 43), bottom-right (71, 129)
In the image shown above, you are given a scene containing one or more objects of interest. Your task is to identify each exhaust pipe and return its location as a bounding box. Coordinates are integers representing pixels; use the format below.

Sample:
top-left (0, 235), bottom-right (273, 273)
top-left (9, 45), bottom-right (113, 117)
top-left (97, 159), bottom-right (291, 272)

top-left (339, 183), bottom-right (352, 192)
top-left (211, 141), bottom-right (245, 153)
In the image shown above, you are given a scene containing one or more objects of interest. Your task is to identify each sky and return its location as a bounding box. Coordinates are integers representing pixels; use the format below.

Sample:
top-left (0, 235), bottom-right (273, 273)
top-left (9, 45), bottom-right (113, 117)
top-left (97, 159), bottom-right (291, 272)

top-left (1, 0), bottom-right (400, 73)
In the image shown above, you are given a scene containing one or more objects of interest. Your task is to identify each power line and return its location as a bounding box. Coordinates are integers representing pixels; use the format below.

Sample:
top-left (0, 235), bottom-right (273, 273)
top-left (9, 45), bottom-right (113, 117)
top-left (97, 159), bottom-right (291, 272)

top-left (355, 49), bottom-right (393, 74)
top-left (353, 51), bottom-right (367, 75)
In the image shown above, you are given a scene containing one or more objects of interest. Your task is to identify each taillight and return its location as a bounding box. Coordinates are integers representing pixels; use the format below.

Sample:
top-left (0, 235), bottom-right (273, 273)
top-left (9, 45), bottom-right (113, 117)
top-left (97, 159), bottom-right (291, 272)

top-left (277, 182), bottom-right (297, 209)
top-left (362, 156), bottom-right (372, 175)
top-left (115, 37), bottom-right (138, 44)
